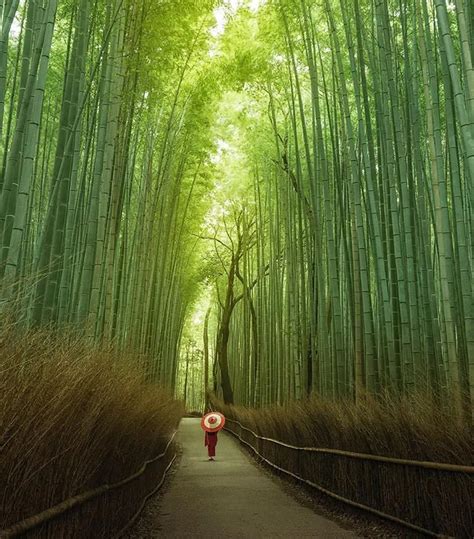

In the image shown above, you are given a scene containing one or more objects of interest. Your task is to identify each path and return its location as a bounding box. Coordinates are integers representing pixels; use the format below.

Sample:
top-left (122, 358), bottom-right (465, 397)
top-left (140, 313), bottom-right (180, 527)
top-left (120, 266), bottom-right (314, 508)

top-left (155, 418), bottom-right (356, 538)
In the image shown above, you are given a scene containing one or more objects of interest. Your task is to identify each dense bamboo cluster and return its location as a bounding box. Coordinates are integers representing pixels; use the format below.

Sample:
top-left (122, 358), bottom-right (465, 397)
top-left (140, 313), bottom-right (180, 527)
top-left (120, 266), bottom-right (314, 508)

top-left (1, 0), bottom-right (472, 414)
top-left (0, 0), bottom-right (216, 383)
top-left (212, 0), bottom-right (473, 415)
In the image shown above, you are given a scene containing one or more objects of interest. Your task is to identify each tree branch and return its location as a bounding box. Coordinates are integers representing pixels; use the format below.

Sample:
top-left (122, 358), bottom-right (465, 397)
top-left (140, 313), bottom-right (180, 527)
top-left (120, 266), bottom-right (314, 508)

top-left (191, 233), bottom-right (232, 252)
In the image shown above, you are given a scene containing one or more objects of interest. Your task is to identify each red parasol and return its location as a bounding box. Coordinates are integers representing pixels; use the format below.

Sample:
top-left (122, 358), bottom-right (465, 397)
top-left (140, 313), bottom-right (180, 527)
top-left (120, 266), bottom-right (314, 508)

top-left (201, 412), bottom-right (226, 433)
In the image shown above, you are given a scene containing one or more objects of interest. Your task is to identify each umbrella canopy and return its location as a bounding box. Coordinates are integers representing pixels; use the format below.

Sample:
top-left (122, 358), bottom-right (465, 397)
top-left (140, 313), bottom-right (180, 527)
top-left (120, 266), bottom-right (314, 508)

top-left (201, 412), bottom-right (226, 433)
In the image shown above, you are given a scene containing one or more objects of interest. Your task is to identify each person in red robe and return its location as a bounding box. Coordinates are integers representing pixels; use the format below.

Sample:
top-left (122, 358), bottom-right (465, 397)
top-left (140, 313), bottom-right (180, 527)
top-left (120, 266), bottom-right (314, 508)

top-left (205, 431), bottom-right (218, 460)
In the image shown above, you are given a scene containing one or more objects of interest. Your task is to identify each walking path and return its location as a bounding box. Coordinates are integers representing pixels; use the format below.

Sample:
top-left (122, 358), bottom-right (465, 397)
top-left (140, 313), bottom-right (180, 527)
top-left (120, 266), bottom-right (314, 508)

top-left (154, 418), bottom-right (356, 538)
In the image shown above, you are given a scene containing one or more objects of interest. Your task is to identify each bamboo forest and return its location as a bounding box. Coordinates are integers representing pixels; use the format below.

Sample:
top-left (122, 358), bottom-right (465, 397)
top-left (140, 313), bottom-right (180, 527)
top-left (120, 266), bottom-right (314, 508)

top-left (1, 1), bottom-right (473, 538)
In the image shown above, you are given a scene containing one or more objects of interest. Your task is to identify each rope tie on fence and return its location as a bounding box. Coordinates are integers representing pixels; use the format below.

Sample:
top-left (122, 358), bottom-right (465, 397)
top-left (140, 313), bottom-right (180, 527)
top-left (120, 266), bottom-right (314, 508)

top-left (0, 430), bottom-right (178, 539)
top-left (225, 419), bottom-right (473, 474)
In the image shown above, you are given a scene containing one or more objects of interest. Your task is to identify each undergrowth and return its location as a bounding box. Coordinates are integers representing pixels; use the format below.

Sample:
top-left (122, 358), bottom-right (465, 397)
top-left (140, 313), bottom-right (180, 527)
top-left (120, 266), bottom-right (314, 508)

top-left (212, 394), bottom-right (473, 537)
top-left (0, 324), bottom-right (183, 537)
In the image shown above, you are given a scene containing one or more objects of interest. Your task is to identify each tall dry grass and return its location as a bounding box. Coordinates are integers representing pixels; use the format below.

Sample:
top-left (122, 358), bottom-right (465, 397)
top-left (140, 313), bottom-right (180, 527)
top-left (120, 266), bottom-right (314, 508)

top-left (0, 324), bottom-right (183, 537)
top-left (212, 394), bottom-right (473, 537)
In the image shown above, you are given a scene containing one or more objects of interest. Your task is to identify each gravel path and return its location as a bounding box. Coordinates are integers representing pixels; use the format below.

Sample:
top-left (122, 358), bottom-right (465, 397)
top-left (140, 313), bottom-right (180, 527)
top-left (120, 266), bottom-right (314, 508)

top-left (129, 418), bottom-right (357, 538)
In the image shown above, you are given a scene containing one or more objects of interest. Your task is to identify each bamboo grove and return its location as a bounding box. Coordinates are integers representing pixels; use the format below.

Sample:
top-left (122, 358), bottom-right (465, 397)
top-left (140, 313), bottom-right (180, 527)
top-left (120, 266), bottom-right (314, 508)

top-left (0, 0), bottom-right (219, 384)
top-left (206, 0), bottom-right (473, 418)
top-left (0, 0), bottom-right (472, 418)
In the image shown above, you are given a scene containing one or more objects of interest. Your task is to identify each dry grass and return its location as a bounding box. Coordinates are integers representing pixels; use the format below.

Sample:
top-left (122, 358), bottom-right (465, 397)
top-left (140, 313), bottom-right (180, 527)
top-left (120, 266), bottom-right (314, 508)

top-left (0, 324), bottom-right (184, 537)
top-left (213, 394), bottom-right (473, 537)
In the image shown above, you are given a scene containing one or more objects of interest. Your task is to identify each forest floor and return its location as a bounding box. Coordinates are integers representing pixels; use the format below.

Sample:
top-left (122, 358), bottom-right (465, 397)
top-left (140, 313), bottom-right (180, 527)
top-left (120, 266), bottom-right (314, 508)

top-left (124, 418), bottom-right (357, 538)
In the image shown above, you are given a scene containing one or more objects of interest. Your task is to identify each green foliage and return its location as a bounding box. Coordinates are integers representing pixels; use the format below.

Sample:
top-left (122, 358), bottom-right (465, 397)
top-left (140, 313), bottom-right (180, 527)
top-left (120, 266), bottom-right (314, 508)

top-left (0, 0), bottom-right (472, 416)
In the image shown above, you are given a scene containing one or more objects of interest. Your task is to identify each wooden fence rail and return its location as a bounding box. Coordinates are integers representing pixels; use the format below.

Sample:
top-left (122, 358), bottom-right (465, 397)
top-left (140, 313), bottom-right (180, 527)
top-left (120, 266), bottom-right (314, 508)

top-left (0, 431), bottom-right (177, 538)
top-left (226, 419), bottom-right (473, 473)
top-left (225, 418), bottom-right (473, 538)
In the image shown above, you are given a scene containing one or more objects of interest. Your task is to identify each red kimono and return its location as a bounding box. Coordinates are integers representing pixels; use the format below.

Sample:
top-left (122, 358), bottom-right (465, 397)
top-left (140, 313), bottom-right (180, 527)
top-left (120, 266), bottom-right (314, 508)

top-left (205, 431), bottom-right (218, 457)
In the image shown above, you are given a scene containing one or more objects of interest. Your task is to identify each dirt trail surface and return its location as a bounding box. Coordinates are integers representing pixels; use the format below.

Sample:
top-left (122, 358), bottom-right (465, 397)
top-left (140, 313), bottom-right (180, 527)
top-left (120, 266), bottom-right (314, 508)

top-left (138, 418), bottom-right (357, 538)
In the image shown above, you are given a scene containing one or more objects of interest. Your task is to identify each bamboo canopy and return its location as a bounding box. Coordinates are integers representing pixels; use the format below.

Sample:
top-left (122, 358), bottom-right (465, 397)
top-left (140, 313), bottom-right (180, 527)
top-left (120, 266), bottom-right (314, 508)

top-left (0, 0), bottom-right (472, 418)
